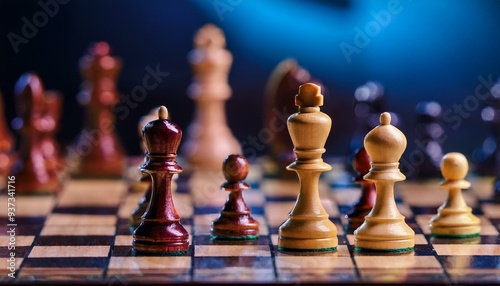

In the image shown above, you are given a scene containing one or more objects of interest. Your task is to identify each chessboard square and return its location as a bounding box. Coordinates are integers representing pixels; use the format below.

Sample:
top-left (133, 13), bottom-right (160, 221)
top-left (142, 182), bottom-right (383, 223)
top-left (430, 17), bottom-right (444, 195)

top-left (194, 245), bottom-right (270, 257)
top-left (277, 271), bottom-right (357, 282)
top-left (276, 256), bottom-right (354, 270)
top-left (359, 269), bottom-right (447, 283)
top-left (45, 214), bottom-right (117, 226)
top-left (193, 268), bottom-right (275, 282)
top-left (242, 189), bottom-right (265, 206)
top-left (433, 244), bottom-right (500, 256)
top-left (194, 256), bottom-right (273, 269)
top-left (34, 235), bottom-right (113, 246)
top-left (265, 202), bottom-right (294, 228)
top-left (482, 203), bottom-right (500, 218)
top-left (40, 225), bottom-right (115, 236)
top-left (21, 257), bottom-right (108, 268)
top-left (0, 235), bottom-right (34, 247)
top-left (173, 192), bottom-right (194, 218)
top-left (448, 272), bottom-right (500, 284)
top-left (118, 192), bottom-right (143, 218)
top-left (18, 264), bottom-right (105, 280)
top-left (194, 234), bottom-right (270, 246)
top-left (355, 255), bottom-right (441, 269)
top-left (322, 198), bottom-right (339, 217)
top-left (0, 224), bottom-right (42, 236)
top-left (0, 257), bottom-right (23, 274)
top-left (441, 255), bottom-right (500, 269)
top-left (29, 246), bottom-right (109, 258)
top-left (0, 195), bottom-right (55, 217)
top-left (57, 179), bottom-right (126, 207)
top-left (330, 187), bottom-right (361, 206)
top-left (52, 206), bottom-right (118, 215)
top-left (415, 234), bottom-right (429, 244)
top-left (108, 256), bottom-right (191, 273)
top-left (261, 179), bottom-right (300, 198)
top-left (114, 235), bottom-right (132, 246)
top-left (0, 246), bottom-right (30, 258)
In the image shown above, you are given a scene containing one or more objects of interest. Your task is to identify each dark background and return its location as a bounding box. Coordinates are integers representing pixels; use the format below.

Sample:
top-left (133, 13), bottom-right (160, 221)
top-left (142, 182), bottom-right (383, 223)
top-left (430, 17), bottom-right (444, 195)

top-left (1, 0), bottom-right (500, 170)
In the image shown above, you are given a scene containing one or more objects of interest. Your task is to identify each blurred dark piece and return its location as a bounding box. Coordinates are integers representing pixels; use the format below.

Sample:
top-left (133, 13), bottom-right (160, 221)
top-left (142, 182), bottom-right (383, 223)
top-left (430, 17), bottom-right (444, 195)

top-left (263, 59), bottom-right (325, 178)
top-left (11, 73), bottom-right (60, 194)
top-left (72, 42), bottom-right (125, 178)
top-left (411, 101), bottom-right (444, 179)
top-left (345, 146), bottom-right (376, 232)
top-left (0, 91), bottom-right (15, 192)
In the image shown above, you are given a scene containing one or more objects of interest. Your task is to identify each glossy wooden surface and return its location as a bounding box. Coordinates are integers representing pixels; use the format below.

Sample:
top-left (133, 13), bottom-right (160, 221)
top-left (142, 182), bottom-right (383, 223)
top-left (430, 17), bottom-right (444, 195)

top-left (278, 83), bottom-right (338, 252)
top-left (211, 154), bottom-right (259, 239)
top-left (354, 112), bottom-right (415, 252)
top-left (133, 106), bottom-right (189, 254)
top-left (430, 152), bottom-right (481, 237)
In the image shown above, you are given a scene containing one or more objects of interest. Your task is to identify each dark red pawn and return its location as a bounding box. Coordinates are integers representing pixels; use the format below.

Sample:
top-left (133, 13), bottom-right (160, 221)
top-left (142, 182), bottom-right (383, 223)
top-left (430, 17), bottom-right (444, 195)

top-left (345, 146), bottom-right (376, 231)
top-left (211, 154), bottom-right (259, 240)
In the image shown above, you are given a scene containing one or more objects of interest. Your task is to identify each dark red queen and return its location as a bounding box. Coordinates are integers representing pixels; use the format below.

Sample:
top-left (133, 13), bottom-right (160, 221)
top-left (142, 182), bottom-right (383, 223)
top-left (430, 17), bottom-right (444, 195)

top-left (132, 106), bottom-right (189, 255)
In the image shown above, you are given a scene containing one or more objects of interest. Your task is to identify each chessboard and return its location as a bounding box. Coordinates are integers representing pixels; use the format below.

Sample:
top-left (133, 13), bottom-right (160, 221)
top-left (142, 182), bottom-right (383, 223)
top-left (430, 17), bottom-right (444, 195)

top-left (1, 158), bottom-right (499, 285)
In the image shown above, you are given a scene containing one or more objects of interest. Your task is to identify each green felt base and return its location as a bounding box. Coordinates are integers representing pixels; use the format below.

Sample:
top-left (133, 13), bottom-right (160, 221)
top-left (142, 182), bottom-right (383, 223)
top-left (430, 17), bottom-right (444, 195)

top-left (211, 235), bottom-right (259, 241)
top-left (431, 232), bottom-right (480, 239)
top-left (354, 246), bottom-right (414, 253)
top-left (277, 246), bottom-right (337, 253)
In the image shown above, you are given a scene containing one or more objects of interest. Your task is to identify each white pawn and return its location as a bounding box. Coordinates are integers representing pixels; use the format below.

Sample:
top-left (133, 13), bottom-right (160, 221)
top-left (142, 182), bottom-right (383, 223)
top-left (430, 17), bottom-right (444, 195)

top-left (430, 152), bottom-right (480, 238)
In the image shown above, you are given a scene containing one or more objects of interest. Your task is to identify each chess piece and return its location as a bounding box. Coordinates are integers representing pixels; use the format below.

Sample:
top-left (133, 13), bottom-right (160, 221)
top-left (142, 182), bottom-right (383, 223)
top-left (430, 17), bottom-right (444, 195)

top-left (430, 152), bottom-right (481, 238)
top-left (130, 109), bottom-right (157, 230)
top-left (182, 24), bottom-right (241, 171)
top-left (11, 73), bottom-right (60, 194)
top-left (354, 112), bottom-right (414, 253)
top-left (412, 101), bottom-right (444, 178)
top-left (345, 146), bottom-right (376, 231)
top-left (351, 81), bottom-right (387, 153)
top-left (73, 41), bottom-right (125, 178)
top-left (0, 92), bottom-right (15, 192)
top-left (473, 79), bottom-right (500, 176)
top-left (133, 106), bottom-right (189, 254)
top-left (40, 91), bottom-right (63, 178)
top-left (278, 83), bottom-right (338, 252)
top-left (211, 154), bottom-right (259, 240)
top-left (263, 59), bottom-right (313, 178)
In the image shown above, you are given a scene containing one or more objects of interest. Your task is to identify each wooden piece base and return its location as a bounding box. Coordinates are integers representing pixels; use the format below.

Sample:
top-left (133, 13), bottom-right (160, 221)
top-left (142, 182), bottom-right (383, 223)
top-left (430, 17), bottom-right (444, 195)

top-left (354, 216), bottom-right (415, 252)
top-left (278, 218), bottom-right (338, 252)
top-left (133, 221), bottom-right (189, 254)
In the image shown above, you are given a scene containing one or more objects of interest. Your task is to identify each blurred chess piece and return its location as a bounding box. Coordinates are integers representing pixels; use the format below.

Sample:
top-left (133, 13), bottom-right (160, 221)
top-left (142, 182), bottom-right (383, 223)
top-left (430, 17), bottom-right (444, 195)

top-left (344, 146), bottom-right (376, 231)
top-left (73, 41), bottom-right (125, 178)
top-left (0, 91), bottom-right (15, 192)
top-left (11, 73), bottom-right (60, 194)
top-left (182, 24), bottom-right (241, 172)
top-left (263, 59), bottom-right (325, 178)
top-left (412, 101), bottom-right (444, 179)
top-left (430, 152), bottom-right (480, 238)
top-left (40, 91), bottom-right (63, 180)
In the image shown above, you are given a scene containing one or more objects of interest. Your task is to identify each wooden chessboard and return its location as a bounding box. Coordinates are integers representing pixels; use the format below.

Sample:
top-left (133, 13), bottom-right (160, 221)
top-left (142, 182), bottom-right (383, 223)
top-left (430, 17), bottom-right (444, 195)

top-left (1, 160), bottom-right (499, 285)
